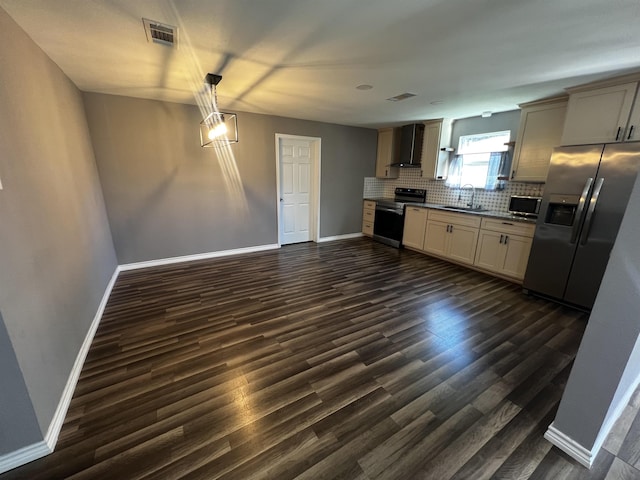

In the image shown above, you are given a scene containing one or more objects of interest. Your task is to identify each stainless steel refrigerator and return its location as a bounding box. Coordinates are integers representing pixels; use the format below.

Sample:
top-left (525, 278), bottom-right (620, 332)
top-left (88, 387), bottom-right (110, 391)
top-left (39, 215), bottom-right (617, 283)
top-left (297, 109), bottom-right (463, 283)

top-left (523, 142), bottom-right (640, 310)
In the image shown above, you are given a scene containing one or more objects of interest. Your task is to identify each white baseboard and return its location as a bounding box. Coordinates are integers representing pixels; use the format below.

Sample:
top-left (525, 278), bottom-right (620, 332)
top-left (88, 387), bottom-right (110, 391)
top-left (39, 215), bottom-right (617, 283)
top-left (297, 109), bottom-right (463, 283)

top-left (545, 373), bottom-right (640, 471)
top-left (118, 244), bottom-right (280, 271)
top-left (0, 441), bottom-right (50, 475)
top-left (545, 423), bottom-right (593, 468)
top-left (0, 267), bottom-right (120, 475)
top-left (317, 232), bottom-right (363, 243)
top-left (44, 267), bottom-right (120, 450)
top-left (593, 373), bottom-right (640, 461)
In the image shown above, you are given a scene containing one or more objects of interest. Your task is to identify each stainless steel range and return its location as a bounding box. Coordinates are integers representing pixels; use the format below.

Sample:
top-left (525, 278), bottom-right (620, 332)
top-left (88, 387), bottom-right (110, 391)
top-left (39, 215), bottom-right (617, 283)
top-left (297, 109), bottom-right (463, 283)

top-left (371, 188), bottom-right (427, 248)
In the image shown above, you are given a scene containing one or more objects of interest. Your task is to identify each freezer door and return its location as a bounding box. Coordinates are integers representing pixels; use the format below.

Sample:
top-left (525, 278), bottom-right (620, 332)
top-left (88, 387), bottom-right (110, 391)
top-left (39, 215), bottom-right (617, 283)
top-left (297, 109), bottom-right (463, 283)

top-left (523, 145), bottom-right (603, 300)
top-left (564, 142), bottom-right (640, 309)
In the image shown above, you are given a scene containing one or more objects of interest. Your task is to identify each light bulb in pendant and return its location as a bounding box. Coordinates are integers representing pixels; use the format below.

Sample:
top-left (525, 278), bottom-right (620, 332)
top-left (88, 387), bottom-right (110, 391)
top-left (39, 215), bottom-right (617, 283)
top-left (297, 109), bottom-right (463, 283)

top-left (208, 122), bottom-right (227, 139)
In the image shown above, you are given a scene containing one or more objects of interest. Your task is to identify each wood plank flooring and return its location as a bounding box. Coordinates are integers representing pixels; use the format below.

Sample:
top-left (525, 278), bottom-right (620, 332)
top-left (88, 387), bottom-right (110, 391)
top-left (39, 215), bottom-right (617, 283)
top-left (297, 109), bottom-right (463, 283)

top-left (2, 238), bottom-right (639, 479)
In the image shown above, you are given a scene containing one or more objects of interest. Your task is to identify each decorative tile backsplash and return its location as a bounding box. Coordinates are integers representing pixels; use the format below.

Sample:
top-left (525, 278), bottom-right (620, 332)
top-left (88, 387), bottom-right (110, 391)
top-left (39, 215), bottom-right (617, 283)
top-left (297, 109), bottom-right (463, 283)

top-left (363, 169), bottom-right (544, 212)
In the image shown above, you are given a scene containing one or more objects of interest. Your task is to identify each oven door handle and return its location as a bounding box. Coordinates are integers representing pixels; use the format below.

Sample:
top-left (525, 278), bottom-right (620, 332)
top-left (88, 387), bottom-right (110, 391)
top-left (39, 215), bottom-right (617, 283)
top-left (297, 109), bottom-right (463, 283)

top-left (376, 207), bottom-right (403, 214)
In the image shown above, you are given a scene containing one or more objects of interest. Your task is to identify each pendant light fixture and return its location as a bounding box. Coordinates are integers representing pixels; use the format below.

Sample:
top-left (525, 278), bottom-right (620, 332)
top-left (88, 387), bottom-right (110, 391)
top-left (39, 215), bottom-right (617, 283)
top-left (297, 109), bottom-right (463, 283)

top-left (200, 73), bottom-right (238, 146)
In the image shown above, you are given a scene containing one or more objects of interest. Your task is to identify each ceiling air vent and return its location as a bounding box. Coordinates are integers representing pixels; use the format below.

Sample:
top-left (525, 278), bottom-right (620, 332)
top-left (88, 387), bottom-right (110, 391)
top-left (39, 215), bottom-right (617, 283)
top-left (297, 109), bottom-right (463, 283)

top-left (142, 18), bottom-right (178, 47)
top-left (387, 93), bottom-right (417, 102)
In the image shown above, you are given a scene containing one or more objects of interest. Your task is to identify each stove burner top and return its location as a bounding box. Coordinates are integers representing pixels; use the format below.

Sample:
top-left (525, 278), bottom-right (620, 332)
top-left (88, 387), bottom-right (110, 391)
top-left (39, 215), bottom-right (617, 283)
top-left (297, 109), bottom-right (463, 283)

top-left (394, 187), bottom-right (426, 203)
top-left (374, 198), bottom-right (405, 209)
top-left (370, 188), bottom-right (427, 210)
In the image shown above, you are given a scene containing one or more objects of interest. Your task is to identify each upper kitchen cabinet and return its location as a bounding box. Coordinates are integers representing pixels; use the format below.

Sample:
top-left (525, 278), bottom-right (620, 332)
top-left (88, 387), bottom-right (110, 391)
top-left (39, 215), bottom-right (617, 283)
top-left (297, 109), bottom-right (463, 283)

top-left (375, 128), bottom-right (399, 179)
top-left (560, 81), bottom-right (640, 146)
top-left (420, 119), bottom-right (453, 180)
top-left (511, 97), bottom-right (567, 182)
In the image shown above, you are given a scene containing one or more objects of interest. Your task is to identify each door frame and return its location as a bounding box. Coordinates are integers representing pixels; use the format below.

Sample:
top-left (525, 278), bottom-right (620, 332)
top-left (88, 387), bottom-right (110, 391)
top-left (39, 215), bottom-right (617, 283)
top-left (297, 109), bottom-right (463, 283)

top-left (275, 134), bottom-right (321, 246)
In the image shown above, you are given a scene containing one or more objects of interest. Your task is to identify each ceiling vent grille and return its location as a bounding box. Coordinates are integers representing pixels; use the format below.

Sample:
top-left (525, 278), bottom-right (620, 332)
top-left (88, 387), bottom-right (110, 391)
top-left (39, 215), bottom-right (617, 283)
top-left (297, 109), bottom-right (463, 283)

top-left (143, 18), bottom-right (177, 47)
top-left (387, 93), bottom-right (417, 102)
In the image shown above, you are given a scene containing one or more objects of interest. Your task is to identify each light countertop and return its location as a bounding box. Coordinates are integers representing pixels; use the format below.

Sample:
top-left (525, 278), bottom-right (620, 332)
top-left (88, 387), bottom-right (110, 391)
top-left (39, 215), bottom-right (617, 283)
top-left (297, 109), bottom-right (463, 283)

top-left (364, 198), bottom-right (538, 224)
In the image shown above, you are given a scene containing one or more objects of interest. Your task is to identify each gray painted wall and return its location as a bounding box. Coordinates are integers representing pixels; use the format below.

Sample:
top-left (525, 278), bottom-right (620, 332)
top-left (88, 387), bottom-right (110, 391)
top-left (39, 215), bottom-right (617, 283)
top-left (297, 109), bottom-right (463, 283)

top-left (450, 110), bottom-right (521, 151)
top-left (0, 313), bottom-right (42, 455)
top-left (83, 93), bottom-right (376, 264)
top-left (0, 6), bottom-right (118, 446)
top-left (552, 169), bottom-right (640, 450)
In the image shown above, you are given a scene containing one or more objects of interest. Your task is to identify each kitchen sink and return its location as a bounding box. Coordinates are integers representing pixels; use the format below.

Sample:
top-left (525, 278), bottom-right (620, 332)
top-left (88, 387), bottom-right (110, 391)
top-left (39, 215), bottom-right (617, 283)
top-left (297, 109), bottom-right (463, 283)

top-left (441, 205), bottom-right (489, 213)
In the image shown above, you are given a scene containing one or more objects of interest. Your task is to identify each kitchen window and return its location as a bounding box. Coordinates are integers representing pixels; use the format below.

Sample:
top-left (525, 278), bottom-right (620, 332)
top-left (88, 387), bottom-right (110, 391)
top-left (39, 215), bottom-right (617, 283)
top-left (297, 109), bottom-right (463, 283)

top-left (446, 130), bottom-right (511, 190)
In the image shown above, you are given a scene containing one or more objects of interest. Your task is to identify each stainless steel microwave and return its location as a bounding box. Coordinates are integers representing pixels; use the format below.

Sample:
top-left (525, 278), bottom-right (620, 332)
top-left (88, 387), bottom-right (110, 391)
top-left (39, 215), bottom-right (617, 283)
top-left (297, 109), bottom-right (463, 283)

top-left (508, 195), bottom-right (542, 217)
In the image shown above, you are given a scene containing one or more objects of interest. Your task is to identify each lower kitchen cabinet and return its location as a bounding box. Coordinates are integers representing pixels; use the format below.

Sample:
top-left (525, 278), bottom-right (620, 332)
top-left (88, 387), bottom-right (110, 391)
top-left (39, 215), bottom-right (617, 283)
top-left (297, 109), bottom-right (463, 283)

top-left (474, 218), bottom-right (535, 280)
top-left (401, 207), bottom-right (536, 283)
top-left (423, 211), bottom-right (481, 266)
top-left (501, 235), bottom-right (533, 278)
top-left (448, 224), bottom-right (481, 265)
top-left (362, 200), bottom-right (375, 236)
top-left (423, 220), bottom-right (448, 256)
top-left (402, 206), bottom-right (429, 250)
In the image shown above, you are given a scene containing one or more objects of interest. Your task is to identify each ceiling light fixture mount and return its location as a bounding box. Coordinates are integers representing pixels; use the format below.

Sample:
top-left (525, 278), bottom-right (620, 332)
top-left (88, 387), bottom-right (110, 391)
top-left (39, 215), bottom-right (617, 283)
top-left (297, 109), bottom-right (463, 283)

top-left (200, 73), bottom-right (238, 147)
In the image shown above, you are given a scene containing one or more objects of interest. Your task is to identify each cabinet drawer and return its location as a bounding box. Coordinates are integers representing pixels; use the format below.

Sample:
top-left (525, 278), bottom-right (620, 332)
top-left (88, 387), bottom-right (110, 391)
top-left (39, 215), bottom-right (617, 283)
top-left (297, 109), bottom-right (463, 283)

top-left (364, 200), bottom-right (376, 210)
top-left (428, 209), bottom-right (481, 228)
top-left (363, 208), bottom-right (375, 222)
top-left (481, 218), bottom-right (536, 237)
top-left (406, 206), bottom-right (428, 214)
top-left (362, 221), bottom-right (374, 236)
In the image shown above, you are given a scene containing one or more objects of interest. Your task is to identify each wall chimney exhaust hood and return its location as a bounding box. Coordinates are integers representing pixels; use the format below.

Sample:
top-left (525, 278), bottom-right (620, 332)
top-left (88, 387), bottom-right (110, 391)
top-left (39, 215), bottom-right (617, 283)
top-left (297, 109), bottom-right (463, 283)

top-left (389, 123), bottom-right (424, 167)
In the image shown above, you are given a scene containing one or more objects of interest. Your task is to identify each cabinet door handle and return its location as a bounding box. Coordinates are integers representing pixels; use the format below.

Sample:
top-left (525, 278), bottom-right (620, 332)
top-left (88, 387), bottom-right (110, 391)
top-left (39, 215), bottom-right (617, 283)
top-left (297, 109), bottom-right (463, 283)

top-left (616, 126), bottom-right (622, 141)
top-left (501, 222), bottom-right (513, 225)
top-left (504, 235), bottom-right (509, 245)
top-left (385, 169), bottom-right (388, 176)
top-left (450, 225), bottom-right (453, 233)
top-left (628, 125), bottom-right (635, 140)
top-left (499, 234), bottom-right (504, 244)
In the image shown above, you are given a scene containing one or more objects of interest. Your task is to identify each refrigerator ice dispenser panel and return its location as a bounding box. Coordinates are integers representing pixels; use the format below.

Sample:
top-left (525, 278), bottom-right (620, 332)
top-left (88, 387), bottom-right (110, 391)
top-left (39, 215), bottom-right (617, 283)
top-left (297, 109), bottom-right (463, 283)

top-left (545, 194), bottom-right (580, 226)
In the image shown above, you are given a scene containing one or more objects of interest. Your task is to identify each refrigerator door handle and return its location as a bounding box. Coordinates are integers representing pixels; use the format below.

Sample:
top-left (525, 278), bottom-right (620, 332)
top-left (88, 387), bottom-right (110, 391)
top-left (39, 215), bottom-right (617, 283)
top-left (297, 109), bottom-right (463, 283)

top-left (580, 178), bottom-right (605, 246)
top-left (570, 177), bottom-right (594, 244)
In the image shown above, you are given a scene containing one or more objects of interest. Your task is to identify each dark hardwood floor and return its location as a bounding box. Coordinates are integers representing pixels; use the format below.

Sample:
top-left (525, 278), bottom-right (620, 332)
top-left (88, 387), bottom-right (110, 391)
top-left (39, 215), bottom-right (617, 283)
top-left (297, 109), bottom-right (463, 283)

top-left (3, 238), bottom-right (639, 479)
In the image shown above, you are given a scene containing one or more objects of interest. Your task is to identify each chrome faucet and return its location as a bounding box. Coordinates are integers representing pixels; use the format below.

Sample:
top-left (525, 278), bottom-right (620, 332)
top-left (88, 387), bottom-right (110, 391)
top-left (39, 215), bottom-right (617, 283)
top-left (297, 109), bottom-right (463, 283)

top-left (459, 184), bottom-right (477, 209)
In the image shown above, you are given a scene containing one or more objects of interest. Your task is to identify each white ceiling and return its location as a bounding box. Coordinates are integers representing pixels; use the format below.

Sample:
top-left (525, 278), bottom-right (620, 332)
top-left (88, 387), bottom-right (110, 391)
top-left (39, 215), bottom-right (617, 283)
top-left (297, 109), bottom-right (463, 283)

top-left (2, 0), bottom-right (640, 128)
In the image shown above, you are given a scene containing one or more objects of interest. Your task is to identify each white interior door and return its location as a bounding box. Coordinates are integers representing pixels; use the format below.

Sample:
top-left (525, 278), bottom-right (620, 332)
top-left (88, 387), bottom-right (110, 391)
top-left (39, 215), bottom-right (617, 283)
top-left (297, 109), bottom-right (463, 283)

top-left (279, 138), bottom-right (313, 244)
